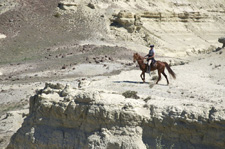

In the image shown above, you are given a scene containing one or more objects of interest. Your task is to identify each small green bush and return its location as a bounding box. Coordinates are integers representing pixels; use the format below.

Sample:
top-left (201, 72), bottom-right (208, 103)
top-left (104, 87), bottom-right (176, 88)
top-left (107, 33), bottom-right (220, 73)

top-left (144, 96), bottom-right (151, 102)
top-left (54, 12), bottom-right (61, 18)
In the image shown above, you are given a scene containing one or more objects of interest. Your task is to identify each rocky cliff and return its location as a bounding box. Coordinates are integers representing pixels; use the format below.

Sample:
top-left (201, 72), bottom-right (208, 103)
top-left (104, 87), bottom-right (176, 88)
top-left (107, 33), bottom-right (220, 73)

top-left (7, 83), bottom-right (225, 149)
top-left (54, 0), bottom-right (225, 56)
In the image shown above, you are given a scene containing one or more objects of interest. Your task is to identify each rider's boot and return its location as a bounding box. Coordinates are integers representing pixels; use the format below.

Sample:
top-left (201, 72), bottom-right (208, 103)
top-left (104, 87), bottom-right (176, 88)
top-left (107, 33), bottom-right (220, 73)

top-left (148, 65), bottom-right (151, 76)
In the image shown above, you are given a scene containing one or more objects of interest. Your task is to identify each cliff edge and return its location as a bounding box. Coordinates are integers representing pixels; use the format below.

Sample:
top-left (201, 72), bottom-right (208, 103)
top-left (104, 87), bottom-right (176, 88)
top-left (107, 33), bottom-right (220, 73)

top-left (7, 82), bottom-right (225, 149)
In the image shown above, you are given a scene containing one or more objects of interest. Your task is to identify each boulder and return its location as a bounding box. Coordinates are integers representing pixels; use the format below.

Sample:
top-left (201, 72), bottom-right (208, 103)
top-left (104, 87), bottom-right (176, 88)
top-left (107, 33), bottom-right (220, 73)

top-left (0, 33), bottom-right (6, 39)
top-left (218, 36), bottom-right (225, 48)
top-left (111, 10), bottom-right (143, 33)
top-left (58, 1), bottom-right (78, 10)
top-left (117, 10), bottom-right (134, 18)
top-left (87, 3), bottom-right (95, 9)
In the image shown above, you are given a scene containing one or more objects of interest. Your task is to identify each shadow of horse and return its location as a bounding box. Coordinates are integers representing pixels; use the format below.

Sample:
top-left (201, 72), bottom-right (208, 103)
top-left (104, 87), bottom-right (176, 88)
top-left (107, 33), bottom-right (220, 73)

top-left (113, 81), bottom-right (149, 84)
top-left (113, 81), bottom-right (169, 89)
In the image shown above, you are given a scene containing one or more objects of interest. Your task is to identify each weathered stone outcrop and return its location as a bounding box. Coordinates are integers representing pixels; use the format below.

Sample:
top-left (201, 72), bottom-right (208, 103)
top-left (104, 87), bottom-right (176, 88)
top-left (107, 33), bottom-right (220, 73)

top-left (58, 1), bottom-right (95, 11)
top-left (111, 10), bottom-right (208, 33)
top-left (218, 36), bottom-right (225, 48)
top-left (140, 11), bottom-right (208, 22)
top-left (58, 1), bottom-right (78, 10)
top-left (7, 83), bottom-right (225, 149)
top-left (111, 10), bottom-right (143, 33)
top-left (7, 83), bottom-right (147, 149)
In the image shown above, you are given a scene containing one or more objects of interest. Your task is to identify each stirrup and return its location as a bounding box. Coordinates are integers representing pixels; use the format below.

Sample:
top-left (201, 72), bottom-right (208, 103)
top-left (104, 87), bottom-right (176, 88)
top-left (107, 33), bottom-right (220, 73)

top-left (147, 66), bottom-right (151, 73)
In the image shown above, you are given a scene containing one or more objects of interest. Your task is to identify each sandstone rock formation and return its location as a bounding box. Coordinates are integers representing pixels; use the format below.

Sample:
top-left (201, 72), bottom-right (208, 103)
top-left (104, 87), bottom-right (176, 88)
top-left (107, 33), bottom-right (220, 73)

top-left (58, 1), bottom-right (78, 10)
top-left (7, 83), bottom-right (225, 149)
top-left (110, 10), bottom-right (142, 33)
top-left (103, 0), bottom-right (225, 56)
top-left (0, 109), bottom-right (28, 149)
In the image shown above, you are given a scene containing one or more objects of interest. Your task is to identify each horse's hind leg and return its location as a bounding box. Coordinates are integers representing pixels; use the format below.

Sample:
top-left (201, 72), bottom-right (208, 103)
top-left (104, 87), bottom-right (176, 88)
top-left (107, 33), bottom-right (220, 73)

top-left (162, 71), bottom-right (169, 85)
top-left (143, 72), bottom-right (145, 82)
top-left (156, 70), bottom-right (161, 84)
top-left (140, 73), bottom-right (144, 82)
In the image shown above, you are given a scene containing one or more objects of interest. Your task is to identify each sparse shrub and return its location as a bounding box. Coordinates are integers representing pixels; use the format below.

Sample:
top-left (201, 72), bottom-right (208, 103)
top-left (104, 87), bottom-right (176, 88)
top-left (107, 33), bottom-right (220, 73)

top-left (144, 96), bottom-right (151, 102)
top-left (54, 12), bottom-right (61, 18)
top-left (145, 135), bottom-right (174, 149)
top-left (122, 90), bottom-right (140, 99)
top-left (156, 135), bottom-right (165, 149)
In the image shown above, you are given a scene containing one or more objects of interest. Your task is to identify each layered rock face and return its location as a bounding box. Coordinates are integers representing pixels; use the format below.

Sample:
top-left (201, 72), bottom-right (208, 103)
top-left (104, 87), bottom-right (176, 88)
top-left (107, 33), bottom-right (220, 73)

top-left (1, 0), bottom-right (225, 62)
top-left (7, 83), bottom-right (225, 149)
top-left (53, 0), bottom-right (225, 55)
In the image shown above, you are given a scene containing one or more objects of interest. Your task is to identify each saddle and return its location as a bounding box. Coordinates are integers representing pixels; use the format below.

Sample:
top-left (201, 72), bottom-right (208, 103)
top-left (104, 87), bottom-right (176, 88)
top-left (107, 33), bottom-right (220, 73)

top-left (146, 59), bottom-right (157, 66)
top-left (152, 59), bottom-right (156, 65)
top-left (146, 59), bottom-right (157, 73)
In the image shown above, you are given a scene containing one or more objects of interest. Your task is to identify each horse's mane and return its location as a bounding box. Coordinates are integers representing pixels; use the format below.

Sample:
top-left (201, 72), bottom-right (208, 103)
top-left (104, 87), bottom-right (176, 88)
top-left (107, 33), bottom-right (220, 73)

top-left (135, 53), bottom-right (144, 61)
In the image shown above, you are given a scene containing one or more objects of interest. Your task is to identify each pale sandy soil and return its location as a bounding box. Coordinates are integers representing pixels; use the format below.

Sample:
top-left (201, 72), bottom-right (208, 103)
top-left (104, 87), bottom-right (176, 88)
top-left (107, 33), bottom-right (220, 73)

top-left (0, 47), bottom-right (224, 112)
top-left (0, 47), bottom-right (224, 148)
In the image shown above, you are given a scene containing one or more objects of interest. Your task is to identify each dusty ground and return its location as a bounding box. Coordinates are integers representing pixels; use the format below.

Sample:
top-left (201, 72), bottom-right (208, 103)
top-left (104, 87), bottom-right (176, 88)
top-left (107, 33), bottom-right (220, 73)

top-left (0, 44), bottom-right (224, 148)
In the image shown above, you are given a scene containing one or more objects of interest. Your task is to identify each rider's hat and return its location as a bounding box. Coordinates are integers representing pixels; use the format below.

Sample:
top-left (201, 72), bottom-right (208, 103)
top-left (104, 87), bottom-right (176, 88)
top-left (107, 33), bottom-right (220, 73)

top-left (150, 45), bottom-right (154, 47)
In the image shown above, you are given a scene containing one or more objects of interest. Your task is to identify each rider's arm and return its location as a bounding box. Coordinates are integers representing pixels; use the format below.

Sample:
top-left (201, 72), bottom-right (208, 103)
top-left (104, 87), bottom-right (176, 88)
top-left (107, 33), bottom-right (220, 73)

top-left (148, 53), bottom-right (155, 59)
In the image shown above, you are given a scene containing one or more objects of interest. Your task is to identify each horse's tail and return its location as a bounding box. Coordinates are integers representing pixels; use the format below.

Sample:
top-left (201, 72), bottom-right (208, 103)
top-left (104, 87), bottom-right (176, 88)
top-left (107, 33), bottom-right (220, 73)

top-left (164, 62), bottom-right (176, 79)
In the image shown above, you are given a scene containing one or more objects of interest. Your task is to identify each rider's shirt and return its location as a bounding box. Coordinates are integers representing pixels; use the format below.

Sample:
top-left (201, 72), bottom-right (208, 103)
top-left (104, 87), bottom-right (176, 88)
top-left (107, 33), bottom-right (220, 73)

top-left (148, 49), bottom-right (155, 60)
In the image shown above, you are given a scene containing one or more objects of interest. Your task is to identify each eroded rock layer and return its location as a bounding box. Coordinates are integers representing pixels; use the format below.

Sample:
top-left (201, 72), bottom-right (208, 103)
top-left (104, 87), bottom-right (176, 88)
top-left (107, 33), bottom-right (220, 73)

top-left (7, 83), bottom-right (225, 149)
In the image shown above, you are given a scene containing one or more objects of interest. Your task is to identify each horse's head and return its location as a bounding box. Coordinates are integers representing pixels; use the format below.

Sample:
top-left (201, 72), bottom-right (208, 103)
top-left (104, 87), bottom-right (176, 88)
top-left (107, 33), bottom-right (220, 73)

top-left (133, 53), bottom-right (139, 63)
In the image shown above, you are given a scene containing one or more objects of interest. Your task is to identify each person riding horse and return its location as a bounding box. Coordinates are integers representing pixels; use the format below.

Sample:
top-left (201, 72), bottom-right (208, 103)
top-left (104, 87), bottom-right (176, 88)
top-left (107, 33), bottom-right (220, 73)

top-left (144, 45), bottom-right (155, 75)
top-left (133, 53), bottom-right (176, 85)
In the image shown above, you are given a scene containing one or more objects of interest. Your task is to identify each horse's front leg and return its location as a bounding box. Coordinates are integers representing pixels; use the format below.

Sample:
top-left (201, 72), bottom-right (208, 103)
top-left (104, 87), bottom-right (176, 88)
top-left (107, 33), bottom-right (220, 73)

top-left (140, 72), bottom-right (145, 82)
top-left (140, 73), bottom-right (143, 82)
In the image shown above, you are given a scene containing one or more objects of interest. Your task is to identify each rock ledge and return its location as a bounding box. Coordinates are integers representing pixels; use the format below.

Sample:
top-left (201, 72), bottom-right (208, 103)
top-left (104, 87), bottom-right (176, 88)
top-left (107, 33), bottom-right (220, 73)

top-left (7, 83), bottom-right (225, 148)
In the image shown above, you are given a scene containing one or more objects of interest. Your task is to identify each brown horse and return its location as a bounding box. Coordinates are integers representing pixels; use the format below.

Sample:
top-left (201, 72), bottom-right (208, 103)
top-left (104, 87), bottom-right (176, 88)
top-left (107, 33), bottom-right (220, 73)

top-left (133, 53), bottom-right (176, 85)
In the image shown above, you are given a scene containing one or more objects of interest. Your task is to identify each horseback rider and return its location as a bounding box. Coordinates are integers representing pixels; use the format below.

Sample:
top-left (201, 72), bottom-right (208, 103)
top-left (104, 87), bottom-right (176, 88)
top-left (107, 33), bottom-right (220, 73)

top-left (144, 45), bottom-right (155, 75)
